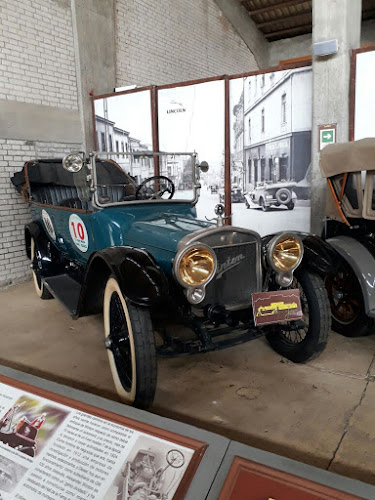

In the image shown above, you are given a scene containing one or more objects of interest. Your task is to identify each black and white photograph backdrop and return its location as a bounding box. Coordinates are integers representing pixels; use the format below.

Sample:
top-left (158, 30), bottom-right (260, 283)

top-left (229, 67), bottom-right (312, 235)
top-left (94, 90), bottom-right (154, 184)
top-left (354, 49), bottom-right (375, 140)
top-left (157, 80), bottom-right (225, 220)
top-left (92, 66), bottom-right (312, 235)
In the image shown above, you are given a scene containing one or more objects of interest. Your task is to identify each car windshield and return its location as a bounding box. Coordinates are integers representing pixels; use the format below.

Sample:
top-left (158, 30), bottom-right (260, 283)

top-left (92, 152), bottom-right (197, 207)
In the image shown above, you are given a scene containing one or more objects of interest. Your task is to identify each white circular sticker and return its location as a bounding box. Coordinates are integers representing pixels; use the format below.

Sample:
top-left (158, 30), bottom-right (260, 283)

top-left (69, 214), bottom-right (89, 253)
top-left (42, 209), bottom-right (56, 241)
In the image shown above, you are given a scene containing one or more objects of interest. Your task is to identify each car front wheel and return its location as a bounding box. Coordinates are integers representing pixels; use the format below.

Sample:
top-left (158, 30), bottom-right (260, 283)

top-left (103, 276), bottom-right (157, 408)
top-left (265, 271), bottom-right (330, 362)
top-left (260, 197), bottom-right (269, 212)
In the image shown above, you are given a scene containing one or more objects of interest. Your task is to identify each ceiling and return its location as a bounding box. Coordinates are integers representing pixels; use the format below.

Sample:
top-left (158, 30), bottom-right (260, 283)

top-left (240, 0), bottom-right (375, 42)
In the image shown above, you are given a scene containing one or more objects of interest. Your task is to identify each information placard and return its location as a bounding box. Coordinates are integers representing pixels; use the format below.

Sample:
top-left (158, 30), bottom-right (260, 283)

top-left (0, 376), bottom-right (206, 500)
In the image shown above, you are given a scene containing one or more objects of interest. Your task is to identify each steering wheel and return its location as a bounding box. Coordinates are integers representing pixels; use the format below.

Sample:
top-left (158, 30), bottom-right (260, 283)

top-left (136, 176), bottom-right (175, 200)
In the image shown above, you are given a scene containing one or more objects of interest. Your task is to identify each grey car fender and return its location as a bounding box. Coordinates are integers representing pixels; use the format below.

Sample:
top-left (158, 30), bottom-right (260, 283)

top-left (327, 235), bottom-right (375, 318)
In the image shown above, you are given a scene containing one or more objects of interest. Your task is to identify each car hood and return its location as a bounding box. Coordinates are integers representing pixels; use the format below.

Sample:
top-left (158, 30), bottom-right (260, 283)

top-left (93, 203), bottom-right (213, 255)
top-left (127, 215), bottom-right (212, 252)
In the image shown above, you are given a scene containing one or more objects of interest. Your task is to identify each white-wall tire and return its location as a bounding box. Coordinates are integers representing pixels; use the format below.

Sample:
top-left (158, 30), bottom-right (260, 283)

top-left (103, 276), bottom-right (157, 408)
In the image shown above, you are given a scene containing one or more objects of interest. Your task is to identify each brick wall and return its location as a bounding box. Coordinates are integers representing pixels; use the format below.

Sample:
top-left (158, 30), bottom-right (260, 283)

top-left (0, 140), bottom-right (82, 288)
top-left (0, 0), bottom-right (257, 288)
top-left (0, 0), bottom-right (78, 110)
top-left (0, 0), bottom-right (81, 287)
top-left (115, 0), bottom-right (258, 86)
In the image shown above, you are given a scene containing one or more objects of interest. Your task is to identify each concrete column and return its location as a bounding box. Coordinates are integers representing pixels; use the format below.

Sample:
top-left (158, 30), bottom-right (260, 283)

top-left (310, 0), bottom-right (362, 234)
top-left (71, 0), bottom-right (116, 152)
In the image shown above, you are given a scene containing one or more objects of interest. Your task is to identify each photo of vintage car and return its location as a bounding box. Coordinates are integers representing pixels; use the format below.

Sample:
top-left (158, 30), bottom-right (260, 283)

top-left (0, 403), bottom-right (43, 458)
top-left (121, 448), bottom-right (184, 500)
top-left (0, 456), bottom-right (27, 495)
top-left (320, 138), bottom-right (375, 337)
top-left (12, 151), bottom-right (334, 408)
top-left (244, 181), bottom-right (297, 211)
top-left (219, 184), bottom-right (244, 204)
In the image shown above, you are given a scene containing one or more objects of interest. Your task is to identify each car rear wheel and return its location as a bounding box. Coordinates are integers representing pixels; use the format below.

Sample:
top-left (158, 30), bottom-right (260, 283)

top-left (287, 201), bottom-right (295, 210)
top-left (30, 238), bottom-right (53, 300)
top-left (265, 271), bottom-right (330, 362)
top-left (325, 265), bottom-right (372, 337)
top-left (103, 276), bottom-right (157, 408)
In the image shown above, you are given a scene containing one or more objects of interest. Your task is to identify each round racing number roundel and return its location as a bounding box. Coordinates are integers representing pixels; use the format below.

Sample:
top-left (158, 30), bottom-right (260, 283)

top-left (42, 209), bottom-right (56, 241)
top-left (69, 214), bottom-right (89, 253)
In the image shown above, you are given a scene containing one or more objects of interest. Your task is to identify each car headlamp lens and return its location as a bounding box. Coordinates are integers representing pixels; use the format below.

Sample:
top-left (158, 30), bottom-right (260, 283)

top-left (62, 152), bottom-right (84, 173)
top-left (272, 236), bottom-right (302, 271)
top-left (180, 247), bottom-right (215, 286)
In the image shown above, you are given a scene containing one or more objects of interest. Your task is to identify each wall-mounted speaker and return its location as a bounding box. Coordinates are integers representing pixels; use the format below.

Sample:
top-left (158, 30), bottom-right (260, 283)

top-left (313, 39), bottom-right (339, 57)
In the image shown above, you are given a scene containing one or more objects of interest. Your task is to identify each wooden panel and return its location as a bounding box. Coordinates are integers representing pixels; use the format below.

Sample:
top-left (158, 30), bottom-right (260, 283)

top-left (219, 456), bottom-right (365, 500)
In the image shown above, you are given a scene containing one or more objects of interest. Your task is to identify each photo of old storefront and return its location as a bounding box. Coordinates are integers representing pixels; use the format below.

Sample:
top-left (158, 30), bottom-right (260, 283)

top-left (233, 67), bottom-right (312, 198)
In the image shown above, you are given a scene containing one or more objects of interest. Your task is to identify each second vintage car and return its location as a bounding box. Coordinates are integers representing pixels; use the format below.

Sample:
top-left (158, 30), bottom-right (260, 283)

top-left (12, 151), bottom-right (334, 408)
top-left (320, 138), bottom-right (375, 337)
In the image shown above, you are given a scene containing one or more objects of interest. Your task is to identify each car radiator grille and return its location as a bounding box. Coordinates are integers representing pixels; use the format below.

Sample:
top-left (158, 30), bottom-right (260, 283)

top-left (201, 240), bottom-right (261, 310)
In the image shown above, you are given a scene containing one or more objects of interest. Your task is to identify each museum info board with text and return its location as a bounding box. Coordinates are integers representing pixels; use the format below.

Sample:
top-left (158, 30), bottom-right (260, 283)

top-left (0, 377), bottom-right (205, 500)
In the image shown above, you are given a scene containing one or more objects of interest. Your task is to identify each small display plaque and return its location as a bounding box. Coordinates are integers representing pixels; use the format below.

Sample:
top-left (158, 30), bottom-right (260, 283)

top-left (252, 289), bottom-right (303, 326)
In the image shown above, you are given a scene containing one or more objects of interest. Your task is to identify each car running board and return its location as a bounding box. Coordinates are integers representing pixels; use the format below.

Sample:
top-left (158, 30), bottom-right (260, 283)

top-left (43, 274), bottom-right (81, 317)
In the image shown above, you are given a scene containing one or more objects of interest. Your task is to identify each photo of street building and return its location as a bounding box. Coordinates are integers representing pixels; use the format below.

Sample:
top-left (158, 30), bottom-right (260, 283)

top-left (354, 49), bottom-right (375, 140)
top-left (229, 67), bottom-right (312, 235)
top-left (94, 91), bottom-right (154, 184)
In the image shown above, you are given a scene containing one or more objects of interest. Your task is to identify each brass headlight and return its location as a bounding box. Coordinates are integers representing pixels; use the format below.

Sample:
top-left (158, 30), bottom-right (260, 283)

top-left (271, 236), bottom-right (303, 272)
top-left (179, 247), bottom-right (215, 286)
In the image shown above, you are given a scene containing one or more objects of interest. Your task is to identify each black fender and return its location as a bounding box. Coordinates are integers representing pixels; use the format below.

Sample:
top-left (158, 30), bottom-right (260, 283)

top-left (78, 246), bottom-right (169, 316)
top-left (25, 221), bottom-right (44, 259)
top-left (262, 233), bottom-right (343, 278)
top-left (299, 234), bottom-right (344, 276)
top-left (25, 221), bottom-right (65, 278)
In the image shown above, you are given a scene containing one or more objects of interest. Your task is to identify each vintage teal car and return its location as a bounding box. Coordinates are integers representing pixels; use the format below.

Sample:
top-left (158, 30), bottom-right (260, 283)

top-left (12, 151), bottom-right (334, 408)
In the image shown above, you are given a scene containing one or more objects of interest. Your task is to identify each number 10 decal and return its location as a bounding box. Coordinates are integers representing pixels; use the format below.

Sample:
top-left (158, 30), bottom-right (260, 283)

top-left (69, 214), bottom-right (89, 252)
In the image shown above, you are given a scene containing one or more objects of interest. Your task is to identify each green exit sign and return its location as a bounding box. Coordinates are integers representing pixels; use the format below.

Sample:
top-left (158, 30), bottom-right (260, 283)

top-left (319, 125), bottom-right (336, 151)
top-left (322, 131), bottom-right (334, 143)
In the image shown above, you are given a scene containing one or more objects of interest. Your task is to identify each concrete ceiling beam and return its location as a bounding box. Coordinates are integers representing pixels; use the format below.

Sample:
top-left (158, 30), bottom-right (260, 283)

top-left (213, 0), bottom-right (270, 69)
